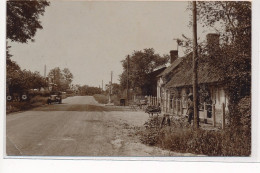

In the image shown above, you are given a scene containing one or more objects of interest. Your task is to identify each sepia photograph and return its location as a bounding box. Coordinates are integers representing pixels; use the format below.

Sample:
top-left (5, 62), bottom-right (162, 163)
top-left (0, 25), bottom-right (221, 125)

top-left (5, 0), bottom-right (253, 159)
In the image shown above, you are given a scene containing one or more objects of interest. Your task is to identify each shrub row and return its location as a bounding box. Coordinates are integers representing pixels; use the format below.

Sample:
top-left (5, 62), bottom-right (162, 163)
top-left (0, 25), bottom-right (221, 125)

top-left (93, 94), bottom-right (121, 106)
top-left (6, 95), bottom-right (48, 114)
top-left (139, 115), bottom-right (251, 156)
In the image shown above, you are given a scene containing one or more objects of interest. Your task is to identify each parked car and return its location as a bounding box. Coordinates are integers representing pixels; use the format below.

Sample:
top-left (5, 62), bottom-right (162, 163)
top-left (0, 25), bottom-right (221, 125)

top-left (47, 92), bottom-right (62, 104)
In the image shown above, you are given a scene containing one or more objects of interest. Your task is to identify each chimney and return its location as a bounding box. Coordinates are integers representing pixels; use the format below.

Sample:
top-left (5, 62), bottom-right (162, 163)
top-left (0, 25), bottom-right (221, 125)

top-left (206, 33), bottom-right (220, 56)
top-left (170, 50), bottom-right (178, 64)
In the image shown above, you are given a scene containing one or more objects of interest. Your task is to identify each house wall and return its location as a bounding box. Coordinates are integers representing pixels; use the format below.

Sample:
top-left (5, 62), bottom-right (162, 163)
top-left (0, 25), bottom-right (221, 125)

top-left (157, 77), bottom-right (164, 98)
top-left (210, 86), bottom-right (228, 110)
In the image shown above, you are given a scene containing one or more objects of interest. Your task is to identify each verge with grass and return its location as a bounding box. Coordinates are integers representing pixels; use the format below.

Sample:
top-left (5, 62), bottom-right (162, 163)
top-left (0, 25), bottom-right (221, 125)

top-left (6, 95), bottom-right (48, 114)
top-left (139, 113), bottom-right (251, 156)
top-left (93, 94), bottom-right (120, 106)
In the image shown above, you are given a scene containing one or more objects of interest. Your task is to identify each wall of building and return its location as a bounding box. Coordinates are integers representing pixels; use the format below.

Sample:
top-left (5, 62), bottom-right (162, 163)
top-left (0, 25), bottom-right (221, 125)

top-left (210, 86), bottom-right (228, 110)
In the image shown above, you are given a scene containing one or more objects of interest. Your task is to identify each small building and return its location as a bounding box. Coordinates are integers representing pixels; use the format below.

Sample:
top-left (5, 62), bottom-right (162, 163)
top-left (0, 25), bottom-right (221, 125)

top-left (156, 33), bottom-right (229, 123)
top-left (145, 66), bottom-right (166, 96)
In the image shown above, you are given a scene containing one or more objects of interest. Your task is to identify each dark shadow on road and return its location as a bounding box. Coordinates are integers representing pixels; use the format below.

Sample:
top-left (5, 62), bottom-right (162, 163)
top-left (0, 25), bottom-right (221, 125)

top-left (32, 104), bottom-right (130, 112)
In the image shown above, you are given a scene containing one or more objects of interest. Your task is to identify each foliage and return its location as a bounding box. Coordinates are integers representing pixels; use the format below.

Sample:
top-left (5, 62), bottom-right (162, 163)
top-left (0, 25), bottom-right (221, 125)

top-left (6, 95), bottom-right (48, 114)
top-left (63, 68), bottom-right (74, 87)
top-left (177, 1), bottom-right (251, 127)
top-left (77, 85), bottom-right (102, 96)
top-left (104, 83), bottom-right (122, 96)
top-left (7, 0), bottom-right (50, 43)
top-left (141, 117), bottom-right (161, 145)
top-left (120, 48), bottom-right (169, 95)
top-left (7, 59), bottom-right (48, 95)
top-left (48, 67), bottom-right (74, 91)
top-left (6, 0), bottom-right (50, 96)
top-left (93, 94), bottom-right (108, 104)
top-left (139, 117), bottom-right (251, 156)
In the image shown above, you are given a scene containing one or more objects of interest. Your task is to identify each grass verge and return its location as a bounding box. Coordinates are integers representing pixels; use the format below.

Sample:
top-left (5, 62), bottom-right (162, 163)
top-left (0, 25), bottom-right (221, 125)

top-left (138, 116), bottom-right (251, 156)
top-left (6, 95), bottom-right (48, 114)
top-left (93, 94), bottom-right (120, 106)
top-left (93, 94), bottom-right (108, 104)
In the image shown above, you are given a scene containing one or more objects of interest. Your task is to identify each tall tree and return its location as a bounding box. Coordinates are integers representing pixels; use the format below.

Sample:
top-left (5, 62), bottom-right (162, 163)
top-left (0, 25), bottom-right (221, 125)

top-left (48, 67), bottom-right (64, 91)
top-left (189, 1), bottom-right (251, 127)
top-left (62, 68), bottom-right (74, 89)
top-left (6, 0), bottom-right (50, 95)
top-left (7, 0), bottom-right (50, 43)
top-left (120, 48), bottom-right (169, 95)
top-left (48, 67), bottom-right (74, 91)
top-left (194, 1), bottom-right (251, 97)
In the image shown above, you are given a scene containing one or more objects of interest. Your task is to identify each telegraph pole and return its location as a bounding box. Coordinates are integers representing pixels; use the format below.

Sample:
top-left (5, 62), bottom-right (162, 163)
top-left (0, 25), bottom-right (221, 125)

top-left (44, 65), bottom-right (46, 78)
top-left (126, 55), bottom-right (129, 105)
top-left (192, 1), bottom-right (199, 128)
top-left (108, 71), bottom-right (113, 104)
top-left (102, 80), bottom-right (103, 91)
top-left (111, 71), bottom-right (113, 93)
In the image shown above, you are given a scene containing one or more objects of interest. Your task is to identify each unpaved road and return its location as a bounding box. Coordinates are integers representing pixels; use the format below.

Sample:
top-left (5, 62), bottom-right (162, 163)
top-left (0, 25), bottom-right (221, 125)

top-left (6, 96), bottom-right (195, 156)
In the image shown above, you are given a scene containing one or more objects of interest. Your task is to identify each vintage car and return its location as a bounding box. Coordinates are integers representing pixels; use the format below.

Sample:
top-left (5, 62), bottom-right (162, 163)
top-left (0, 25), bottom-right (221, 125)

top-left (47, 93), bottom-right (62, 104)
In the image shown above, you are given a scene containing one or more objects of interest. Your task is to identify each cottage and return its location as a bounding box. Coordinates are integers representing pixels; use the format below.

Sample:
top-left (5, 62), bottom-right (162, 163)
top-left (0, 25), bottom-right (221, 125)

top-left (156, 33), bottom-right (229, 124)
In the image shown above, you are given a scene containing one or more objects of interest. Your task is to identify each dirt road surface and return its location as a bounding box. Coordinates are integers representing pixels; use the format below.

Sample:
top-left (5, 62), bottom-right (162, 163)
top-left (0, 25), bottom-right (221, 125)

top-left (6, 96), bottom-right (195, 157)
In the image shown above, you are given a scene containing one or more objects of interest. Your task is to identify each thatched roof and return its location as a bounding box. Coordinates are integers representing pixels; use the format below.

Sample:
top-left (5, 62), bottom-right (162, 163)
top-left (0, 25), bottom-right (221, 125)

top-left (165, 54), bottom-right (225, 88)
top-left (149, 66), bottom-right (166, 78)
top-left (157, 57), bottom-right (183, 78)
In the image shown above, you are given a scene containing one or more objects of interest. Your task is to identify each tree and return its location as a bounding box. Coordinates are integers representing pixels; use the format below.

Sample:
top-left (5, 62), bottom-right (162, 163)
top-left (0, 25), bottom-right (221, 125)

top-left (120, 48), bottom-right (169, 95)
top-left (77, 85), bottom-right (102, 96)
top-left (48, 67), bottom-right (64, 91)
top-left (7, 0), bottom-right (50, 43)
top-left (187, 1), bottom-right (251, 127)
top-left (62, 68), bottom-right (74, 89)
top-left (48, 67), bottom-right (74, 91)
top-left (6, 0), bottom-right (50, 96)
top-left (7, 64), bottom-right (47, 96)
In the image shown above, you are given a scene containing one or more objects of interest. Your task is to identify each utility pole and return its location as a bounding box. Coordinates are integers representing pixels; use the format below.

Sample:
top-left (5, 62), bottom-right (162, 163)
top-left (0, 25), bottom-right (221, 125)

top-left (102, 80), bottom-right (103, 91)
top-left (111, 71), bottom-right (113, 93)
top-left (192, 1), bottom-right (199, 129)
top-left (108, 71), bottom-right (113, 104)
top-left (44, 64), bottom-right (46, 78)
top-left (126, 55), bottom-right (129, 105)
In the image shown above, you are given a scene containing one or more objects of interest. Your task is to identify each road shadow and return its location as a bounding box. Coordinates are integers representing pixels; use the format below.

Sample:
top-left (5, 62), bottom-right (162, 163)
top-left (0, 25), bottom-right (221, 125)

top-left (32, 104), bottom-right (131, 112)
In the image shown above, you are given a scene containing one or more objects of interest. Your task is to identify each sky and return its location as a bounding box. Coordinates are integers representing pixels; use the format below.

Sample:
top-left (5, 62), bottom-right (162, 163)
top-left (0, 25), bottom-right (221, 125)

top-left (9, 1), bottom-right (211, 87)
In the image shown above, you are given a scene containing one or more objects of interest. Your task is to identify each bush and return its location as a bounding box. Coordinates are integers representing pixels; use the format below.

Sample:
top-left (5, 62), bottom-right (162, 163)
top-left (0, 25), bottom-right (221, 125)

top-left (6, 95), bottom-right (48, 114)
top-left (30, 95), bottom-right (48, 106)
top-left (93, 94), bottom-right (120, 105)
top-left (111, 95), bottom-right (120, 106)
top-left (139, 116), bottom-right (251, 156)
top-left (93, 94), bottom-right (108, 104)
top-left (237, 96), bottom-right (251, 132)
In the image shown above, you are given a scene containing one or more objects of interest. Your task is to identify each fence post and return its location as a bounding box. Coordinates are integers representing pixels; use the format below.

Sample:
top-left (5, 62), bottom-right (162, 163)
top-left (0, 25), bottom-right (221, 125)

top-left (212, 104), bottom-right (216, 127)
top-left (168, 95), bottom-right (171, 113)
top-left (203, 102), bottom-right (207, 123)
top-left (175, 99), bottom-right (178, 115)
top-left (172, 99), bottom-right (174, 115)
top-left (160, 97), bottom-right (162, 111)
top-left (162, 98), bottom-right (165, 112)
top-left (166, 95), bottom-right (168, 113)
top-left (180, 99), bottom-right (183, 116)
top-left (222, 103), bottom-right (225, 129)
